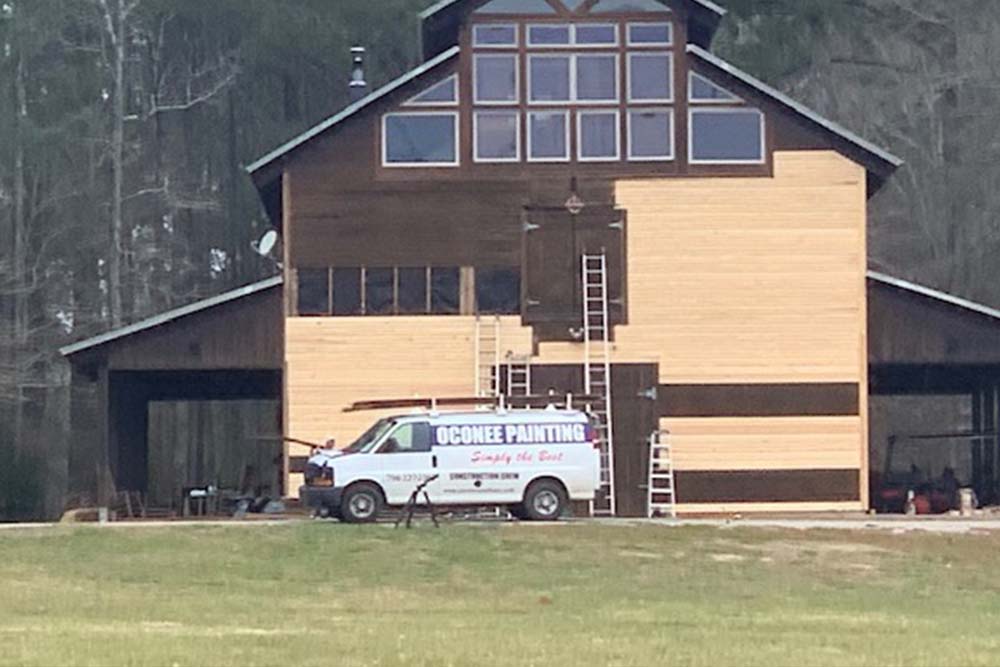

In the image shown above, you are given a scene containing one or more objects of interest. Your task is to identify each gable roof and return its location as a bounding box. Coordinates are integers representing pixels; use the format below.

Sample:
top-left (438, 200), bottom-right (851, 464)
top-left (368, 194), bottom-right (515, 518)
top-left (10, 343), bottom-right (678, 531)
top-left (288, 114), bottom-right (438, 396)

top-left (418, 0), bottom-right (725, 19)
top-left (60, 276), bottom-right (283, 358)
top-left (688, 44), bottom-right (903, 180)
top-left (245, 46), bottom-right (460, 180)
top-left (867, 271), bottom-right (1000, 323)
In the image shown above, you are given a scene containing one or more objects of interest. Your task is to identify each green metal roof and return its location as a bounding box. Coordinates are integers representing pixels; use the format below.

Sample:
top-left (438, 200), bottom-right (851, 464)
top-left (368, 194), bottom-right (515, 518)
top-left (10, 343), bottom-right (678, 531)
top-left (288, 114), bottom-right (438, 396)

top-left (245, 47), bottom-right (461, 176)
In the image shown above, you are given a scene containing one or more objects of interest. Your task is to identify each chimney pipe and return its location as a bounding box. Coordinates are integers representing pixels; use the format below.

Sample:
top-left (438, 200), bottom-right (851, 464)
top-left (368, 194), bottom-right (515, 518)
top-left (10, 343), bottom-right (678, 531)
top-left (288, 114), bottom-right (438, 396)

top-left (350, 46), bottom-right (367, 102)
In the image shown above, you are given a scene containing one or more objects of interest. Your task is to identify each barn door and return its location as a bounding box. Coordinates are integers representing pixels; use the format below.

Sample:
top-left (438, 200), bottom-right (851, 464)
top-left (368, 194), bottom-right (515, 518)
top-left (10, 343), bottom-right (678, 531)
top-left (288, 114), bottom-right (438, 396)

top-left (522, 206), bottom-right (626, 342)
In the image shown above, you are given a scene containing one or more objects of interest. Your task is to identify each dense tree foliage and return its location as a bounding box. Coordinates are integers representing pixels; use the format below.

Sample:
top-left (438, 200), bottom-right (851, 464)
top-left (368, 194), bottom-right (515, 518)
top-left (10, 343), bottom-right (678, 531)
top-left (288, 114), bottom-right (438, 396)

top-left (0, 0), bottom-right (997, 517)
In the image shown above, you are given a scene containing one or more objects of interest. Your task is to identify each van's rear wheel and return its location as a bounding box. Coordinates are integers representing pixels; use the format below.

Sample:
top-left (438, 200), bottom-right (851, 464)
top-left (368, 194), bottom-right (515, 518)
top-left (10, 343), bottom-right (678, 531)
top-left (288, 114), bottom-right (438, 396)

top-left (523, 480), bottom-right (566, 521)
top-left (340, 483), bottom-right (383, 524)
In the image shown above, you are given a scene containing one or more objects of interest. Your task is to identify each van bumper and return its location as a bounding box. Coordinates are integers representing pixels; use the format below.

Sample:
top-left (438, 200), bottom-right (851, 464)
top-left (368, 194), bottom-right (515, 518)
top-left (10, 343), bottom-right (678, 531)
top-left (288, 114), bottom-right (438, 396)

top-left (299, 485), bottom-right (343, 509)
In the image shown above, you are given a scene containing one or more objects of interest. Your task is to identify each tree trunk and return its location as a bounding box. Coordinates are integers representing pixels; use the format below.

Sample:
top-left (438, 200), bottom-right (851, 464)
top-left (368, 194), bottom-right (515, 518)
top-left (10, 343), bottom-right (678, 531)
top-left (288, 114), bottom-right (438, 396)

top-left (107, 0), bottom-right (126, 329)
top-left (12, 49), bottom-right (28, 454)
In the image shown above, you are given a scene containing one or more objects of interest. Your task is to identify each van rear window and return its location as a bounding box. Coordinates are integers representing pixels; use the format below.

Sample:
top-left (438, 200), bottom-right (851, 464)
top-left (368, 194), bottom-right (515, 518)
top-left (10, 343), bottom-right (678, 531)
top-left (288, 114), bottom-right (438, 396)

top-left (433, 422), bottom-right (586, 446)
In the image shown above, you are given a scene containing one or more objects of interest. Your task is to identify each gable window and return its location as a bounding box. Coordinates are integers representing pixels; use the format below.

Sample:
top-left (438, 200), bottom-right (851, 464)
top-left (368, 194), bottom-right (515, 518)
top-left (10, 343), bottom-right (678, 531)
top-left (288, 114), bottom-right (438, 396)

top-left (474, 54), bottom-right (519, 104)
top-left (383, 112), bottom-right (458, 167)
top-left (627, 109), bottom-right (673, 161)
top-left (689, 72), bottom-right (740, 103)
top-left (528, 111), bottom-right (570, 162)
top-left (576, 54), bottom-right (618, 101)
top-left (529, 55), bottom-right (571, 103)
top-left (473, 24), bottom-right (518, 47)
top-left (627, 22), bottom-right (672, 46)
top-left (528, 24), bottom-right (571, 46)
top-left (475, 111), bottom-right (520, 162)
top-left (575, 24), bottom-right (618, 46)
top-left (591, 0), bottom-right (671, 12)
top-left (578, 111), bottom-right (620, 161)
top-left (689, 108), bottom-right (765, 164)
top-left (404, 76), bottom-right (458, 106)
top-left (628, 52), bottom-right (672, 102)
top-left (475, 0), bottom-right (558, 14)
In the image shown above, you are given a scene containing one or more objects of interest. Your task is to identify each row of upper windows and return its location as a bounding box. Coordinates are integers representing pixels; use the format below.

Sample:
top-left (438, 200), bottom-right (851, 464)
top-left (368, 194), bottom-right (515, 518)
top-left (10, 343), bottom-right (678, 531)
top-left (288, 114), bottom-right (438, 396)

top-left (382, 108), bottom-right (765, 166)
top-left (472, 21), bottom-right (672, 48)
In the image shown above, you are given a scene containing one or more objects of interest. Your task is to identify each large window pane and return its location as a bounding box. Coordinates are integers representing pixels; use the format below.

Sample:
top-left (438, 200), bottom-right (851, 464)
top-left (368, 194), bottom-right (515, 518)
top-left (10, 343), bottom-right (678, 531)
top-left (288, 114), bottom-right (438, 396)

top-left (528, 24), bottom-right (570, 45)
top-left (406, 76), bottom-right (457, 105)
top-left (475, 0), bottom-right (557, 14)
top-left (473, 24), bottom-right (518, 47)
top-left (476, 267), bottom-right (521, 315)
top-left (332, 268), bottom-right (362, 315)
top-left (398, 268), bottom-right (428, 314)
top-left (628, 52), bottom-right (672, 102)
top-left (431, 267), bottom-right (460, 314)
top-left (297, 268), bottom-right (329, 316)
top-left (628, 109), bottom-right (673, 160)
top-left (365, 268), bottom-right (394, 315)
top-left (575, 24), bottom-right (617, 45)
top-left (383, 114), bottom-right (457, 165)
top-left (576, 54), bottom-right (617, 102)
top-left (529, 55), bottom-right (570, 103)
top-left (528, 112), bottom-right (569, 161)
top-left (475, 112), bottom-right (520, 162)
top-left (690, 109), bottom-right (765, 163)
top-left (689, 72), bottom-right (739, 102)
top-left (627, 22), bottom-right (672, 45)
top-left (579, 111), bottom-right (619, 161)
top-left (474, 54), bottom-right (518, 103)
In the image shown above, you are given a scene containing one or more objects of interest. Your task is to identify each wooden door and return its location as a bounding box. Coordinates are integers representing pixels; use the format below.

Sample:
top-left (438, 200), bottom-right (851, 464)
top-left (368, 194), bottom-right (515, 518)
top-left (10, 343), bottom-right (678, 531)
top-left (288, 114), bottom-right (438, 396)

top-left (610, 364), bottom-right (660, 517)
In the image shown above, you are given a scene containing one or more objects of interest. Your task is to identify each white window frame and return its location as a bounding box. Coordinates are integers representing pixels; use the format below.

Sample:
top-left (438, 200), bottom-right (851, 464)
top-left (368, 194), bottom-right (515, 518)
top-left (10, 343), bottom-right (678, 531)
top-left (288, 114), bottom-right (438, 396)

top-left (381, 111), bottom-right (461, 169)
top-left (527, 54), bottom-right (573, 105)
top-left (527, 23), bottom-right (572, 47)
top-left (627, 51), bottom-right (674, 104)
top-left (402, 75), bottom-right (459, 107)
top-left (577, 109), bottom-right (621, 162)
top-left (688, 107), bottom-right (766, 165)
top-left (688, 71), bottom-right (741, 104)
top-left (474, 53), bottom-right (520, 105)
top-left (527, 110), bottom-right (571, 163)
top-left (626, 22), bottom-right (673, 47)
top-left (573, 23), bottom-right (619, 47)
top-left (472, 23), bottom-right (519, 48)
top-left (575, 52), bottom-right (620, 104)
top-left (473, 110), bottom-right (522, 164)
top-left (626, 107), bottom-right (675, 162)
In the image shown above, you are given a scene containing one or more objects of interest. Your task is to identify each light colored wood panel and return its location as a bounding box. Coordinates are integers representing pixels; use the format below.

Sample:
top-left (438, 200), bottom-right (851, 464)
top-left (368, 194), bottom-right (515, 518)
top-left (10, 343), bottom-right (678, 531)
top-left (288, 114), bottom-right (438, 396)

top-left (661, 416), bottom-right (864, 471)
top-left (676, 501), bottom-right (864, 515)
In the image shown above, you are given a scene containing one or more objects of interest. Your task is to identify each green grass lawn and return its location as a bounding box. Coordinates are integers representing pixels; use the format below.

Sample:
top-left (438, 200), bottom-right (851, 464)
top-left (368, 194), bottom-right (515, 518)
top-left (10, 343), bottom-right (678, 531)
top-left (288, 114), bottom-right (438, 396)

top-left (1, 522), bottom-right (999, 667)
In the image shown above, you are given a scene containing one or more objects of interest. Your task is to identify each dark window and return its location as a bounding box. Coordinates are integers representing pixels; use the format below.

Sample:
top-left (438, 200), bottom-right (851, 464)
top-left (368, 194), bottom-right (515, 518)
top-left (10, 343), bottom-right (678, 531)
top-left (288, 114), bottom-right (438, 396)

top-left (690, 109), bottom-right (765, 163)
top-left (297, 269), bottom-right (329, 316)
top-left (365, 268), bottom-right (394, 315)
top-left (398, 267), bottom-right (429, 314)
top-left (477, 267), bottom-right (521, 315)
top-left (332, 268), bottom-right (362, 315)
top-left (431, 267), bottom-right (460, 314)
top-left (383, 113), bottom-right (458, 165)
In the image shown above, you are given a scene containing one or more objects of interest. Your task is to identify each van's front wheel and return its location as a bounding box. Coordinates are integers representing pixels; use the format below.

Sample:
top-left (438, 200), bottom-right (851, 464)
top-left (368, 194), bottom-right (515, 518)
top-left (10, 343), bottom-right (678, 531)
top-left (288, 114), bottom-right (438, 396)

top-left (340, 483), bottom-right (383, 524)
top-left (523, 480), bottom-right (566, 521)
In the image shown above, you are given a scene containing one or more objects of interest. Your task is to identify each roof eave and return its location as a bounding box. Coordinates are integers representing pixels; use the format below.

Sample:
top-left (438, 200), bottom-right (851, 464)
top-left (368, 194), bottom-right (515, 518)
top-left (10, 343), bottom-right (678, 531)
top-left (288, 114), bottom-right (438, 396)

top-left (868, 271), bottom-right (1000, 323)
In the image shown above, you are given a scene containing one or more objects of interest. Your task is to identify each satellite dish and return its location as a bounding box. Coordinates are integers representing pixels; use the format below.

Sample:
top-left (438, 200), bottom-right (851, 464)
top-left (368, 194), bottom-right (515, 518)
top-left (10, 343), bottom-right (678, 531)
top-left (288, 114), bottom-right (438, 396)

top-left (255, 230), bottom-right (279, 256)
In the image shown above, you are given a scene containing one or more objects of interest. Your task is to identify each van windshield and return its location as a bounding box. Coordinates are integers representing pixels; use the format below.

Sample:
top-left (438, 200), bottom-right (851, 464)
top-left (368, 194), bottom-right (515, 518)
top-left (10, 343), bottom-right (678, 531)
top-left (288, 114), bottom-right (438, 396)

top-left (342, 418), bottom-right (396, 454)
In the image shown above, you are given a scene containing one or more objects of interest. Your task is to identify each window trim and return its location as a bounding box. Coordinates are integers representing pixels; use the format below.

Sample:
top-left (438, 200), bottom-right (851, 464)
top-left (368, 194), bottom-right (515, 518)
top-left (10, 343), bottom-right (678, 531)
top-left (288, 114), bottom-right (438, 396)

top-left (402, 75), bottom-right (459, 107)
top-left (527, 23), bottom-right (573, 47)
top-left (573, 23), bottom-right (619, 47)
top-left (381, 111), bottom-right (461, 168)
top-left (473, 53), bottom-right (520, 105)
top-left (527, 110), bottom-right (571, 163)
top-left (626, 107), bottom-right (675, 162)
top-left (626, 21), bottom-right (673, 47)
top-left (688, 107), bottom-right (767, 165)
top-left (527, 53), bottom-right (573, 105)
top-left (472, 23), bottom-right (519, 48)
top-left (473, 110), bottom-right (522, 163)
top-left (575, 52), bottom-right (620, 104)
top-left (577, 109), bottom-right (621, 163)
top-left (688, 71), bottom-right (741, 104)
top-left (627, 51), bottom-right (674, 104)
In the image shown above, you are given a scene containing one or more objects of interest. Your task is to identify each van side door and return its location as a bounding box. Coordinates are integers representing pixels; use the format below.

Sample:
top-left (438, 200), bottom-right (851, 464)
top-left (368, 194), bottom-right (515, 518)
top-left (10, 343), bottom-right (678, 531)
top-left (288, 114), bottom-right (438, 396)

top-left (376, 421), bottom-right (437, 505)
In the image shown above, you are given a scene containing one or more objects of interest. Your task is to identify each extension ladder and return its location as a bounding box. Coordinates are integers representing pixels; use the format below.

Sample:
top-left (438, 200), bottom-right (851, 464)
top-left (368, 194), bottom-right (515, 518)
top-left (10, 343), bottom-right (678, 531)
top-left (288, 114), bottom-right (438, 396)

top-left (474, 315), bottom-right (502, 398)
top-left (583, 253), bottom-right (616, 516)
top-left (647, 430), bottom-right (677, 518)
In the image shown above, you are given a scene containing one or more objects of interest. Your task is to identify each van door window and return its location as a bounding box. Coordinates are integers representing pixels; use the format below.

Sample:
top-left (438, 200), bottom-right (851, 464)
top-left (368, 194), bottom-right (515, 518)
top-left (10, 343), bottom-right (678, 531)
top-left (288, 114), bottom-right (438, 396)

top-left (378, 422), bottom-right (431, 454)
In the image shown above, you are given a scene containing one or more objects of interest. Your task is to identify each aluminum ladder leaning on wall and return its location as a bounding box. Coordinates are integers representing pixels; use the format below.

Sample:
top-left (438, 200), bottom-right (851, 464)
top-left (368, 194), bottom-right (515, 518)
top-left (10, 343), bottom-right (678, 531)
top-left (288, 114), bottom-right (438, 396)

top-left (583, 253), bottom-right (616, 517)
top-left (647, 430), bottom-right (677, 519)
top-left (506, 353), bottom-right (532, 398)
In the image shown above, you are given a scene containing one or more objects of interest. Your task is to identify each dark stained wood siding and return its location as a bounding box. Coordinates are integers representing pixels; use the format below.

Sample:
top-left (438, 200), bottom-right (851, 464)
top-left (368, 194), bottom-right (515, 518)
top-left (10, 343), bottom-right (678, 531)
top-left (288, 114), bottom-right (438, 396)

top-left (659, 383), bottom-right (860, 418)
top-left (675, 469), bottom-right (860, 503)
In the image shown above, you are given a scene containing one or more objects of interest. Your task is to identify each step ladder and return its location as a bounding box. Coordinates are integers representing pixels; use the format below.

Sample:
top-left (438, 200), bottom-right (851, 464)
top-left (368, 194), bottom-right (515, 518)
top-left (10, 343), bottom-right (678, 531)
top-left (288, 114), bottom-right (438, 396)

top-left (506, 353), bottom-right (532, 398)
top-left (583, 253), bottom-right (616, 516)
top-left (475, 315), bottom-right (501, 398)
top-left (647, 430), bottom-right (677, 518)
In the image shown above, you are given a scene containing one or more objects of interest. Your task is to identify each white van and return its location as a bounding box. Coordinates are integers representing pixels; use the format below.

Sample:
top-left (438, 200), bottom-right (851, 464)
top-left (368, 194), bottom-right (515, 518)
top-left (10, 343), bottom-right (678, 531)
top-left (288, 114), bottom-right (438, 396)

top-left (300, 408), bottom-right (601, 523)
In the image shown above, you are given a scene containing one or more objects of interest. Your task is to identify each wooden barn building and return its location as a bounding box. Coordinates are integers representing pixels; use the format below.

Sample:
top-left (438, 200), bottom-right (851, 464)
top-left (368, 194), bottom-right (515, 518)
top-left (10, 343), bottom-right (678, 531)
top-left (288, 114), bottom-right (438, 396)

top-left (63, 0), bottom-right (1000, 517)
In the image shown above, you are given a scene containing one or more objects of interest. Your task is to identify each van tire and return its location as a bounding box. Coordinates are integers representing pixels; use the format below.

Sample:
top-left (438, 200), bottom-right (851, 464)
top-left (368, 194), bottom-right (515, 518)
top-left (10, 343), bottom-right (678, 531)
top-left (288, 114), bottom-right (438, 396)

top-left (523, 480), bottom-right (566, 521)
top-left (340, 483), bottom-right (383, 524)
